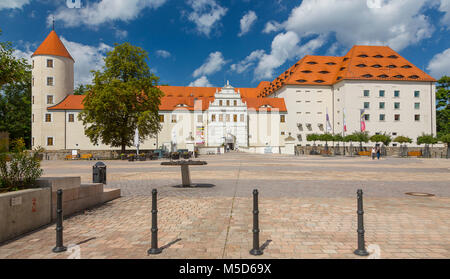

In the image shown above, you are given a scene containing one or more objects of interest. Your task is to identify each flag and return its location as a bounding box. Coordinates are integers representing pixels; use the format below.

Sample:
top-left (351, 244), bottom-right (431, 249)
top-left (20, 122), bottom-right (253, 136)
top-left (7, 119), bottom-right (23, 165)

top-left (343, 108), bottom-right (347, 133)
top-left (360, 109), bottom-right (366, 132)
top-left (134, 127), bottom-right (140, 148)
top-left (326, 108), bottom-right (332, 133)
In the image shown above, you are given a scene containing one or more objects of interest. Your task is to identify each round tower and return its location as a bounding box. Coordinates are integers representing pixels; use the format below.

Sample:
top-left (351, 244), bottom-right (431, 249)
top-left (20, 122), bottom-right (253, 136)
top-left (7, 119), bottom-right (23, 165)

top-left (31, 30), bottom-right (74, 150)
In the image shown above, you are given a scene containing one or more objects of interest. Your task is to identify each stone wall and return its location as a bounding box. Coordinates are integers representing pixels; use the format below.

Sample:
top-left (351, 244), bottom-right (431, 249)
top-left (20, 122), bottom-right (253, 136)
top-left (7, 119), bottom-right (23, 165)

top-left (295, 144), bottom-right (448, 158)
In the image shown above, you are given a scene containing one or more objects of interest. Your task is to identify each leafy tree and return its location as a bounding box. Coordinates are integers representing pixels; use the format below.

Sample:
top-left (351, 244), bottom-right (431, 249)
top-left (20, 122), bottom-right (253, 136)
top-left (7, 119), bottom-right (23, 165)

top-left (0, 70), bottom-right (32, 148)
top-left (343, 134), bottom-right (358, 143)
top-left (306, 133), bottom-right (319, 144)
top-left (73, 84), bottom-right (87, 95)
top-left (436, 76), bottom-right (450, 137)
top-left (417, 134), bottom-right (438, 145)
top-left (333, 134), bottom-right (344, 143)
top-left (393, 136), bottom-right (412, 144)
top-left (0, 29), bottom-right (29, 87)
top-left (370, 133), bottom-right (392, 146)
top-left (79, 43), bottom-right (164, 153)
top-left (318, 133), bottom-right (334, 145)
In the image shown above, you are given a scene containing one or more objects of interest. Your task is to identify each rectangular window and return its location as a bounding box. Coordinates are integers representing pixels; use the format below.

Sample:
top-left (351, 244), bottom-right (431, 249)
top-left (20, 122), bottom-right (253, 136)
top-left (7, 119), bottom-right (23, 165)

top-left (240, 114), bottom-right (244, 122)
top-left (32, 114), bottom-right (34, 123)
top-left (197, 115), bottom-right (203, 122)
top-left (364, 114), bottom-right (370, 121)
top-left (171, 115), bottom-right (177, 123)
top-left (415, 114), bottom-right (420, 121)
top-left (414, 91), bottom-right (420, 98)
top-left (45, 113), bottom-right (52, 122)
top-left (363, 90), bottom-right (370, 97)
top-left (32, 77), bottom-right (34, 87)
top-left (226, 100), bottom-right (230, 106)
top-left (68, 114), bottom-right (75, 122)
top-left (394, 114), bottom-right (400, 121)
top-left (32, 137), bottom-right (34, 146)
top-left (234, 100), bottom-right (237, 106)
top-left (32, 60), bottom-right (34, 69)
top-left (47, 137), bottom-right (54, 146)
top-left (211, 114), bottom-right (216, 122)
top-left (47, 77), bottom-right (54, 86)
top-left (394, 102), bottom-right (400, 109)
top-left (47, 95), bottom-right (54, 104)
top-left (47, 59), bottom-right (53, 68)
top-left (414, 102), bottom-right (420, 109)
top-left (364, 102), bottom-right (370, 109)
top-left (379, 102), bottom-right (385, 109)
top-left (280, 115), bottom-right (286, 123)
top-left (233, 114), bottom-right (237, 122)
top-left (281, 131), bottom-right (285, 135)
top-left (32, 96), bottom-right (34, 104)
top-left (219, 100), bottom-right (223, 106)
top-left (379, 90), bottom-right (385, 97)
top-left (379, 114), bottom-right (385, 121)
top-left (394, 90), bottom-right (400, 98)
top-left (226, 114), bottom-right (230, 122)
top-left (159, 115), bottom-right (164, 123)
top-left (219, 114), bottom-right (224, 122)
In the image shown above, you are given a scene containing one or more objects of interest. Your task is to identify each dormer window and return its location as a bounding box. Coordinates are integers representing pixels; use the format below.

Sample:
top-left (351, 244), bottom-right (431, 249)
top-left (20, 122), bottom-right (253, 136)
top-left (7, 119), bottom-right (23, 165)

top-left (358, 54), bottom-right (368, 58)
top-left (393, 75), bottom-right (404, 78)
top-left (373, 55), bottom-right (383, 58)
top-left (319, 70), bottom-right (330, 74)
top-left (372, 64), bottom-right (382, 68)
top-left (362, 74), bottom-right (373, 78)
top-left (343, 57), bottom-right (349, 61)
top-left (378, 74), bottom-right (389, 78)
top-left (301, 70), bottom-right (312, 73)
top-left (296, 79), bottom-right (307, 83)
top-left (401, 65), bottom-right (412, 69)
top-left (356, 64), bottom-right (367, 68)
top-left (176, 104), bottom-right (188, 107)
top-left (336, 76), bottom-right (342, 80)
top-left (314, 80), bottom-right (325, 83)
top-left (409, 75), bottom-right (419, 79)
top-left (388, 55), bottom-right (398, 59)
top-left (340, 67), bottom-right (345, 71)
top-left (326, 62), bottom-right (336, 65)
top-left (306, 61), bottom-right (317, 65)
top-left (260, 104), bottom-right (273, 108)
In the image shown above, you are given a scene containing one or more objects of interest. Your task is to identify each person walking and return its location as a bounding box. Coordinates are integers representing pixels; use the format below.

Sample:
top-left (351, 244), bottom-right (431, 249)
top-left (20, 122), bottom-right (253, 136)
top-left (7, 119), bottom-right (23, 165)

top-left (376, 146), bottom-right (381, 160)
top-left (371, 146), bottom-right (376, 160)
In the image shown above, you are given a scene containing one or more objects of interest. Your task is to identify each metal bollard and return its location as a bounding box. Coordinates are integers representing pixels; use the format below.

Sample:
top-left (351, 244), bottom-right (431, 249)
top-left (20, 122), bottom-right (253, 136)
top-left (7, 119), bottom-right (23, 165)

top-left (148, 189), bottom-right (162, 255)
top-left (52, 189), bottom-right (67, 253)
top-left (354, 189), bottom-right (369, 256)
top-left (249, 189), bottom-right (263, 256)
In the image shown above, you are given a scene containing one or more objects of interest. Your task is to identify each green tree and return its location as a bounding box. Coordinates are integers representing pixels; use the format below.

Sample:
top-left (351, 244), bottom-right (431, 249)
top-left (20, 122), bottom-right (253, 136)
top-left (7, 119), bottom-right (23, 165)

top-left (79, 43), bottom-right (164, 153)
top-left (370, 133), bottom-right (392, 146)
top-left (306, 133), bottom-right (319, 145)
top-left (318, 133), bottom-right (334, 145)
top-left (417, 134), bottom-right (438, 145)
top-left (393, 136), bottom-right (412, 144)
top-left (352, 131), bottom-right (369, 150)
top-left (439, 134), bottom-right (450, 158)
top-left (436, 76), bottom-right (450, 137)
top-left (73, 84), bottom-right (87, 95)
top-left (0, 29), bottom-right (29, 87)
top-left (333, 134), bottom-right (344, 143)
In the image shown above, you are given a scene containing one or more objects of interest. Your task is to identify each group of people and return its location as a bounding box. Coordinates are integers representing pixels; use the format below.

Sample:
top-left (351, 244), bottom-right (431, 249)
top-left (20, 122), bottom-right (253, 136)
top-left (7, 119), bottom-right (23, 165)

top-left (371, 145), bottom-right (381, 160)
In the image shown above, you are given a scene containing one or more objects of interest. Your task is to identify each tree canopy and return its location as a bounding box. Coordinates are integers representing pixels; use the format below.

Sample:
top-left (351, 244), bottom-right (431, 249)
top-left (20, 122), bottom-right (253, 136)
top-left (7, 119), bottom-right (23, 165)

top-left (417, 134), bottom-right (438, 145)
top-left (0, 29), bottom-right (29, 87)
top-left (393, 136), bottom-right (412, 144)
top-left (436, 76), bottom-right (450, 137)
top-left (79, 43), bottom-right (164, 153)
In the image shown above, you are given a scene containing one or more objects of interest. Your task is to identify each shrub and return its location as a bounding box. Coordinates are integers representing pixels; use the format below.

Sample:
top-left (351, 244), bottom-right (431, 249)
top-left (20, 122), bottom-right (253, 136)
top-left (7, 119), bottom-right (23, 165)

top-left (0, 138), bottom-right (43, 192)
top-left (417, 134), bottom-right (438, 145)
top-left (393, 136), bottom-right (412, 144)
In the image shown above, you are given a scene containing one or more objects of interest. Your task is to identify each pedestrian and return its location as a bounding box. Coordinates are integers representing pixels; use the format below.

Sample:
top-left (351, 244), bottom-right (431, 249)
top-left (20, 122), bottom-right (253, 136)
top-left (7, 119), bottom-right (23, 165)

top-left (371, 146), bottom-right (376, 160)
top-left (376, 146), bottom-right (381, 160)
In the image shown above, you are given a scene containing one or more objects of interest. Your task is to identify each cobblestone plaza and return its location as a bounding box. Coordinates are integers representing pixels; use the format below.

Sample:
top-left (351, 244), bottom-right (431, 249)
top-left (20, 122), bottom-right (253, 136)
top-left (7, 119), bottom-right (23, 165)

top-left (1, 153), bottom-right (449, 259)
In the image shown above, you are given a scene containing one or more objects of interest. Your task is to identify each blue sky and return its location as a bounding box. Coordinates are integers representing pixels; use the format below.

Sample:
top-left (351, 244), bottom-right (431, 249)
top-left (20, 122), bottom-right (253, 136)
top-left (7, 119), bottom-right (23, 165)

top-left (1, 0), bottom-right (449, 88)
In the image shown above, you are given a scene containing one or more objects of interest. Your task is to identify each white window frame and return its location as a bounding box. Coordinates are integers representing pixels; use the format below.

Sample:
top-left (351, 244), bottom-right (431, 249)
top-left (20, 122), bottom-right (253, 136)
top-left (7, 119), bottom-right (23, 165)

top-left (46, 136), bottom-right (54, 146)
top-left (47, 76), bottom-right (54, 86)
top-left (44, 112), bottom-right (53, 123)
top-left (68, 113), bottom-right (76, 123)
top-left (47, 94), bottom-right (54, 105)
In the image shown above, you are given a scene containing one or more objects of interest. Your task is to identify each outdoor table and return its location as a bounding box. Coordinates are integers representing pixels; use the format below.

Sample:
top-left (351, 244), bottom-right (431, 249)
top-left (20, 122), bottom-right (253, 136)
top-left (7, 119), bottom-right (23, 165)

top-left (161, 160), bottom-right (207, 187)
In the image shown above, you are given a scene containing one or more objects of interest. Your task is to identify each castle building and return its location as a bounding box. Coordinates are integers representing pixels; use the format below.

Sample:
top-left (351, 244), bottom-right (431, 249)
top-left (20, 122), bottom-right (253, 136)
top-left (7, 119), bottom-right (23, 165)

top-left (31, 30), bottom-right (436, 154)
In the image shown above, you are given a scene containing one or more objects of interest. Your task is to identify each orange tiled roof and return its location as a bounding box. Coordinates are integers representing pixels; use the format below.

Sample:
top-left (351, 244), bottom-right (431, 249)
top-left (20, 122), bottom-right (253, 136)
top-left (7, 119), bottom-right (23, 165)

top-left (32, 30), bottom-right (74, 61)
top-left (259, 45), bottom-right (436, 97)
top-left (47, 84), bottom-right (286, 112)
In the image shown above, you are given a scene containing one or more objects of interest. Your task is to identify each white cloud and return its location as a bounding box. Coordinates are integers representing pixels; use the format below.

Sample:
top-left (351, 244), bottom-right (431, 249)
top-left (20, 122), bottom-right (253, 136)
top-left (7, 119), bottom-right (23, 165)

top-left (238, 10), bottom-right (257, 37)
top-left (61, 38), bottom-right (113, 87)
top-left (114, 29), bottom-right (128, 39)
top-left (262, 20), bottom-right (282, 34)
top-left (186, 0), bottom-right (228, 36)
top-left (13, 48), bottom-right (33, 64)
top-left (283, 0), bottom-right (434, 51)
top-left (193, 51), bottom-right (227, 78)
top-left (156, 49), bottom-right (171, 58)
top-left (253, 32), bottom-right (326, 80)
top-left (439, 0), bottom-right (450, 27)
top-left (427, 48), bottom-right (450, 78)
top-left (0, 0), bottom-right (30, 10)
top-left (230, 49), bottom-right (264, 74)
top-left (50, 0), bottom-right (167, 27)
top-left (188, 76), bottom-right (212, 87)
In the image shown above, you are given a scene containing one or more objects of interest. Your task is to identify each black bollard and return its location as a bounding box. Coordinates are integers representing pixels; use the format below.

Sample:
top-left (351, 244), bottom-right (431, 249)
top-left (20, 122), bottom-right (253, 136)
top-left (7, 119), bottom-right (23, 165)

top-left (52, 189), bottom-right (67, 253)
top-left (354, 189), bottom-right (369, 256)
top-left (148, 189), bottom-right (162, 255)
top-left (250, 189), bottom-right (263, 256)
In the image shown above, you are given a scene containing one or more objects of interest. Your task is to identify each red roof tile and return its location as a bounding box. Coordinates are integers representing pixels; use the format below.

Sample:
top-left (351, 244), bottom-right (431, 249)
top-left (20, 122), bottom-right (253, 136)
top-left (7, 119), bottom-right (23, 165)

top-left (32, 30), bottom-right (74, 61)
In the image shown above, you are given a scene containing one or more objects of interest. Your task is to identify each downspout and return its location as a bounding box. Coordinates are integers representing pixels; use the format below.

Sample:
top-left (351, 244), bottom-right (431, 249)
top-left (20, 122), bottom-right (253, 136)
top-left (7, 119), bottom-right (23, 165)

top-left (64, 110), bottom-right (67, 149)
top-left (430, 82), bottom-right (433, 136)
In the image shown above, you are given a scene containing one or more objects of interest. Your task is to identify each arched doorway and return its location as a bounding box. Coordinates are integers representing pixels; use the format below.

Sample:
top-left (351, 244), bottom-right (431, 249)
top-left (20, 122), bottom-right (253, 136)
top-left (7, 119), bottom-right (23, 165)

top-left (225, 133), bottom-right (236, 151)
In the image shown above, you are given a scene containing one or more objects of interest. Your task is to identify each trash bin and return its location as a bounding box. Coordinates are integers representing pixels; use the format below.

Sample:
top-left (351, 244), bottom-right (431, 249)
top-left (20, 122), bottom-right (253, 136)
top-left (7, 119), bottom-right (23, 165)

top-left (93, 161), bottom-right (106, 184)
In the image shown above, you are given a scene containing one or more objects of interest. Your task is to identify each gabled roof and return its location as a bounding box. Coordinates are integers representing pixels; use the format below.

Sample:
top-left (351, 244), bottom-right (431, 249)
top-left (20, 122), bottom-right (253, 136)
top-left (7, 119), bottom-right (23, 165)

top-left (32, 30), bottom-right (74, 61)
top-left (243, 97), bottom-right (287, 112)
top-left (259, 45), bottom-right (436, 97)
top-left (47, 95), bottom-right (84, 110)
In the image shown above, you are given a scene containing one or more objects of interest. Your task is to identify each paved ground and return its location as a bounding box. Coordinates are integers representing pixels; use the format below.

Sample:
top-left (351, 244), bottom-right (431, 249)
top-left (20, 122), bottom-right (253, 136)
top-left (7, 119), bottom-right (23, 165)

top-left (0, 153), bottom-right (449, 259)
